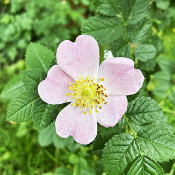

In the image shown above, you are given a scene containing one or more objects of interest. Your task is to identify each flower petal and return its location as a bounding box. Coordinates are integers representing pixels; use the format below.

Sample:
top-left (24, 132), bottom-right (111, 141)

top-left (55, 103), bottom-right (97, 145)
top-left (96, 96), bottom-right (127, 127)
top-left (38, 65), bottom-right (74, 104)
top-left (97, 57), bottom-right (144, 95)
top-left (56, 35), bottom-right (99, 80)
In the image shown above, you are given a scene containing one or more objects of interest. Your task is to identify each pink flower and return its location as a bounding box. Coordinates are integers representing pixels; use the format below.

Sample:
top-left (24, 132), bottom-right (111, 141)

top-left (38, 35), bottom-right (144, 145)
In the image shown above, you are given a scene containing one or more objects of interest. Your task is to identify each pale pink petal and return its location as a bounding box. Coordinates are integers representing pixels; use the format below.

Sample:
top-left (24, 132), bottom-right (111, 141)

top-left (38, 65), bottom-right (74, 104)
top-left (56, 35), bottom-right (99, 80)
top-left (96, 96), bottom-right (127, 127)
top-left (55, 103), bottom-right (97, 145)
top-left (97, 57), bottom-right (144, 95)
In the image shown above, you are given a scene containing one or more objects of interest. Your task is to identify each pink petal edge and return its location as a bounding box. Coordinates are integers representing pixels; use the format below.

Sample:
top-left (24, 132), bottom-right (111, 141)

top-left (56, 35), bottom-right (100, 80)
top-left (97, 57), bottom-right (144, 96)
top-left (38, 65), bottom-right (74, 104)
top-left (96, 96), bottom-right (128, 127)
top-left (55, 103), bottom-right (97, 145)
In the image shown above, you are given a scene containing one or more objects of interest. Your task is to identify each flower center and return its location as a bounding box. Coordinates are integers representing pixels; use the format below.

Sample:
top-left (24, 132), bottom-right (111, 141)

top-left (82, 88), bottom-right (92, 97)
top-left (66, 76), bottom-right (108, 114)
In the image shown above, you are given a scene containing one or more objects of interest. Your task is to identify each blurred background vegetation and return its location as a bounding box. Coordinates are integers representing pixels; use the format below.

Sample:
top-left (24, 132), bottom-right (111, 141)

top-left (0, 0), bottom-right (175, 174)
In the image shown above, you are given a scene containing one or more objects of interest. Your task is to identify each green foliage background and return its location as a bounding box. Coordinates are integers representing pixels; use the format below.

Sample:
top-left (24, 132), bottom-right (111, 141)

top-left (0, 0), bottom-right (175, 174)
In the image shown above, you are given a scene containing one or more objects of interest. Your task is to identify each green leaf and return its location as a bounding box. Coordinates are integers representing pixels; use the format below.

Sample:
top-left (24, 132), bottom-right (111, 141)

top-left (151, 71), bottom-right (172, 97)
top-left (154, 71), bottom-right (172, 87)
top-left (93, 0), bottom-right (121, 17)
top-left (0, 75), bottom-right (26, 101)
top-left (38, 123), bottom-right (53, 147)
top-left (123, 0), bottom-right (150, 25)
top-left (21, 69), bottom-right (46, 95)
top-left (26, 43), bottom-right (55, 73)
top-left (32, 99), bottom-right (59, 130)
top-left (93, 0), bottom-right (150, 24)
top-left (80, 168), bottom-right (96, 175)
top-left (126, 97), bottom-right (163, 132)
top-left (127, 18), bottom-right (151, 44)
top-left (138, 59), bottom-right (156, 71)
top-left (169, 90), bottom-right (175, 105)
top-left (99, 118), bottom-right (125, 137)
top-left (69, 154), bottom-right (80, 164)
top-left (7, 92), bottom-right (39, 122)
top-left (103, 134), bottom-right (140, 175)
top-left (108, 38), bottom-right (131, 57)
top-left (134, 44), bottom-right (157, 62)
top-left (127, 156), bottom-right (165, 175)
top-left (93, 118), bottom-right (125, 152)
top-left (155, 0), bottom-right (170, 10)
top-left (54, 167), bottom-right (72, 175)
top-left (152, 85), bottom-right (169, 98)
top-left (157, 56), bottom-right (175, 74)
top-left (38, 123), bottom-right (70, 148)
top-left (81, 16), bottom-right (124, 44)
top-left (69, 155), bottom-right (89, 175)
top-left (53, 131), bottom-right (69, 149)
top-left (42, 173), bottom-right (54, 175)
top-left (137, 123), bottom-right (175, 162)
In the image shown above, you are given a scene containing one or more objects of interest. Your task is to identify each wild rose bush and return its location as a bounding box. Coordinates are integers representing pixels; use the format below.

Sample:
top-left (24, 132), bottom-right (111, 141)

top-left (1, 0), bottom-right (175, 174)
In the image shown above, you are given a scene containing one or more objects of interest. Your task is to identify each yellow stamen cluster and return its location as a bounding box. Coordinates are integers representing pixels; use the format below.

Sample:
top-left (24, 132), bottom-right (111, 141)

top-left (67, 76), bottom-right (108, 114)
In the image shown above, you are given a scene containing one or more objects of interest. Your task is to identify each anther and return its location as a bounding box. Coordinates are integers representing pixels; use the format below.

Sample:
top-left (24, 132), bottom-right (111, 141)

top-left (95, 109), bottom-right (99, 113)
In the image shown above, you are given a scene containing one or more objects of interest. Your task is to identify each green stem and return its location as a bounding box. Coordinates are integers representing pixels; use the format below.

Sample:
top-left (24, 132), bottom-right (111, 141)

top-left (124, 116), bottom-right (145, 158)
top-left (43, 148), bottom-right (58, 163)
top-left (135, 58), bottom-right (138, 65)
top-left (124, 116), bottom-right (137, 138)
top-left (120, 13), bottom-right (129, 43)
top-left (170, 162), bottom-right (175, 175)
top-left (119, 12), bottom-right (133, 59)
top-left (126, 122), bottom-right (129, 133)
top-left (163, 108), bottom-right (175, 115)
top-left (159, 89), bottom-right (171, 106)
top-left (55, 148), bottom-right (60, 167)
top-left (55, 148), bottom-right (59, 160)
